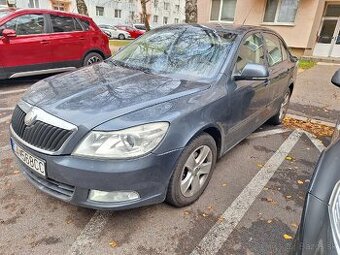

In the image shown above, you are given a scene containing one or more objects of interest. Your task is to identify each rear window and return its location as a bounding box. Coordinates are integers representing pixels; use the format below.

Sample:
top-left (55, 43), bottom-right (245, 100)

top-left (50, 15), bottom-right (82, 32)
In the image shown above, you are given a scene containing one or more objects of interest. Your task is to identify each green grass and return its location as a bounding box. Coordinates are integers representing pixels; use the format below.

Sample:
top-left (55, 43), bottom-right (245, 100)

top-left (298, 60), bottom-right (316, 70)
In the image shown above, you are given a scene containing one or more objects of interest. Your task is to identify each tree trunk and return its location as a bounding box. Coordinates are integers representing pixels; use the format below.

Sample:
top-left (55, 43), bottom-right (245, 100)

top-left (141, 0), bottom-right (151, 31)
top-left (76, 0), bottom-right (89, 16)
top-left (185, 0), bottom-right (197, 23)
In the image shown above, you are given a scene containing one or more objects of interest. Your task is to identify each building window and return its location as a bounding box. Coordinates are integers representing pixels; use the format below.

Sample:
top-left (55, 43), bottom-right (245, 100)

top-left (29, 0), bottom-right (40, 8)
top-left (52, 1), bottom-right (70, 11)
top-left (210, 0), bottom-right (237, 22)
top-left (115, 9), bottom-right (122, 18)
top-left (96, 6), bottom-right (104, 16)
top-left (0, 0), bottom-right (6, 5)
top-left (154, 0), bottom-right (158, 8)
top-left (153, 15), bottom-right (158, 23)
top-left (174, 18), bottom-right (179, 23)
top-left (175, 4), bottom-right (180, 12)
top-left (163, 17), bottom-right (168, 24)
top-left (130, 11), bottom-right (135, 20)
top-left (164, 2), bottom-right (170, 10)
top-left (263, 0), bottom-right (299, 23)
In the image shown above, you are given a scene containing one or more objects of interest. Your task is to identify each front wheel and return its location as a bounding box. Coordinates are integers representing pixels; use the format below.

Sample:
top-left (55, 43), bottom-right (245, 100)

top-left (118, 34), bottom-right (125, 40)
top-left (83, 52), bottom-right (103, 66)
top-left (269, 91), bottom-right (291, 125)
top-left (166, 133), bottom-right (217, 207)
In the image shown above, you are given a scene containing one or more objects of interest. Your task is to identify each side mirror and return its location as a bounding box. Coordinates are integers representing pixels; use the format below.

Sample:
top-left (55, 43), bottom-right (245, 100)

top-left (2, 29), bottom-right (17, 38)
top-left (234, 63), bottom-right (269, 81)
top-left (331, 69), bottom-right (340, 88)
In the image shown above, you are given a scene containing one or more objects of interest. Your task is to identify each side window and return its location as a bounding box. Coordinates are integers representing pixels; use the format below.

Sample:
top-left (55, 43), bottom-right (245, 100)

top-left (235, 33), bottom-right (265, 74)
top-left (264, 34), bottom-right (283, 66)
top-left (79, 19), bottom-right (90, 31)
top-left (280, 41), bottom-right (288, 61)
top-left (50, 15), bottom-right (82, 33)
top-left (4, 14), bottom-right (44, 35)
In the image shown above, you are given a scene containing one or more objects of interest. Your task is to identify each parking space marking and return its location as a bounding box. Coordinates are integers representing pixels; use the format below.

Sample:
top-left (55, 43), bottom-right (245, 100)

top-left (248, 128), bottom-right (290, 139)
top-left (0, 88), bottom-right (27, 95)
top-left (0, 115), bottom-right (11, 124)
top-left (67, 210), bottom-right (112, 255)
top-left (0, 107), bottom-right (14, 111)
top-left (302, 130), bottom-right (326, 152)
top-left (190, 130), bottom-right (302, 255)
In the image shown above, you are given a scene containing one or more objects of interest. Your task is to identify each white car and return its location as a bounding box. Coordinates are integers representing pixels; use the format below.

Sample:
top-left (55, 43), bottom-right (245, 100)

top-left (98, 25), bottom-right (130, 40)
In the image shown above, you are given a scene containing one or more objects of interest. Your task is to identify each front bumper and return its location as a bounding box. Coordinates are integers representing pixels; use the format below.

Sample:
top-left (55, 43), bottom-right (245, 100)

top-left (11, 134), bottom-right (182, 210)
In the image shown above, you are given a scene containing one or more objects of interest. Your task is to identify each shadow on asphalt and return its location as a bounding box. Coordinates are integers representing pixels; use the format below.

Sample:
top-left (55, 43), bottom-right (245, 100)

top-left (0, 74), bottom-right (52, 89)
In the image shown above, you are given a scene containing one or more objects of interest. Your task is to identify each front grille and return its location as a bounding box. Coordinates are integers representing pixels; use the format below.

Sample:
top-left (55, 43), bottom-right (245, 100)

top-left (11, 106), bottom-right (73, 152)
top-left (22, 166), bottom-right (75, 200)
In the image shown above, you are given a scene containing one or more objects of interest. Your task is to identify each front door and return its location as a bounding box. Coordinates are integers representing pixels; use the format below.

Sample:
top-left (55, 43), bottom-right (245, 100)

top-left (314, 4), bottom-right (340, 57)
top-left (224, 32), bottom-right (270, 149)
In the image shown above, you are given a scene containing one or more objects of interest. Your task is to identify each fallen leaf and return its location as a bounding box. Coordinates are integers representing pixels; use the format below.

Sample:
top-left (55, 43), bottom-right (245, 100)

top-left (257, 164), bottom-right (264, 168)
top-left (222, 183), bottom-right (227, 187)
top-left (291, 223), bottom-right (298, 229)
top-left (297, 180), bottom-right (304, 185)
top-left (283, 234), bottom-right (293, 240)
top-left (66, 219), bottom-right (73, 224)
top-left (183, 210), bottom-right (190, 216)
top-left (202, 213), bottom-right (208, 217)
top-left (109, 240), bottom-right (118, 248)
top-left (305, 179), bottom-right (310, 183)
top-left (267, 220), bottom-right (272, 223)
top-left (286, 195), bottom-right (292, 199)
top-left (207, 206), bottom-right (213, 211)
top-left (285, 156), bottom-right (294, 161)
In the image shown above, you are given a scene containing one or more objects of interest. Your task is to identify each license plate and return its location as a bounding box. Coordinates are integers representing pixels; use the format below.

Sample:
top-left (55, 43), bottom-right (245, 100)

top-left (12, 139), bottom-right (46, 177)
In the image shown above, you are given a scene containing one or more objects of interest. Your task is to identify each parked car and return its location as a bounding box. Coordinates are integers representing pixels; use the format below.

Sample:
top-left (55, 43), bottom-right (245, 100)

top-left (98, 24), bottom-right (130, 40)
top-left (0, 8), bottom-right (111, 80)
top-left (292, 71), bottom-right (340, 255)
top-left (132, 23), bottom-right (147, 31)
top-left (115, 25), bottom-right (144, 39)
top-left (10, 24), bottom-right (297, 210)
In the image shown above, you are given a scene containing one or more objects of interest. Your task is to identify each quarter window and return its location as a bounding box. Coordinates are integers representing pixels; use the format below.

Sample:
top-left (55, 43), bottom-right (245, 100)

top-left (4, 14), bottom-right (44, 35)
top-left (264, 34), bottom-right (283, 66)
top-left (263, 0), bottom-right (299, 23)
top-left (50, 15), bottom-right (82, 33)
top-left (235, 33), bottom-right (265, 74)
top-left (210, 0), bottom-right (237, 22)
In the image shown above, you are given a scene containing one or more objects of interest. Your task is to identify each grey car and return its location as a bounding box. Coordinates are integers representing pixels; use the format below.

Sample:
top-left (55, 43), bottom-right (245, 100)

top-left (10, 24), bottom-right (297, 210)
top-left (292, 71), bottom-right (340, 255)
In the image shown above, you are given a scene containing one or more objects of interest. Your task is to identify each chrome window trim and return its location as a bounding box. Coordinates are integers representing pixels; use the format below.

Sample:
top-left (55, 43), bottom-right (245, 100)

top-left (11, 101), bottom-right (78, 155)
top-left (329, 180), bottom-right (340, 254)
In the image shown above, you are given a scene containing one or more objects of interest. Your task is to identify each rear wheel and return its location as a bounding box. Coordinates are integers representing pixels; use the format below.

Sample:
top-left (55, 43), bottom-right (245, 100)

top-left (166, 133), bottom-right (217, 207)
top-left (118, 34), bottom-right (125, 40)
top-left (269, 91), bottom-right (291, 125)
top-left (83, 52), bottom-right (103, 66)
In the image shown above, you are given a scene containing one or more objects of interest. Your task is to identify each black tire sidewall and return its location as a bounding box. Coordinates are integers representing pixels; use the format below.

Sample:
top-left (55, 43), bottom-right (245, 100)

top-left (166, 133), bottom-right (217, 207)
top-left (83, 52), bottom-right (103, 66)
top-left (118, 34), bottom-right (125, 40)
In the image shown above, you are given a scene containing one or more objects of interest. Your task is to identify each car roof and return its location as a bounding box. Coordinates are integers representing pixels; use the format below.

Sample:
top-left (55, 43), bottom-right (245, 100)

top-left (156, 23), bottom-right (277, 36)
top-left (0, 8), bottom-right (91, 20)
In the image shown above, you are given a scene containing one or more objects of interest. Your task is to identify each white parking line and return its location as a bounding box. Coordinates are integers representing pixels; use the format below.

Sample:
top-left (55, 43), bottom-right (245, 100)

top-left (0, 115), bottom-right (11, 124)
top-left (302, 130), bottom-right (326, 152)
top-left (0, 107), bottom-right (14, 111)
top-left (248, 128), bottom-right (290, 139)
top-left (67, 211), bottom-right (112, 255)
top-left (190, 130), bottom-right (302, 255)
top-left (0, 88), bottom-right (27, 95)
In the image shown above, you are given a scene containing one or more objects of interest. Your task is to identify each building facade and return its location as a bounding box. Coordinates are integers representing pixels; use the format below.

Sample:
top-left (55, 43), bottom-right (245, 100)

top-left (11, 0), bottom-right (185, 27)
top-left (198, 0), bottom-right (340, 58)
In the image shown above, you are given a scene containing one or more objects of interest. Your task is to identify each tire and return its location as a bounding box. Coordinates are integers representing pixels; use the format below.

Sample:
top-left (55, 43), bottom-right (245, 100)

top-left (118, 34), bottom-right (125, 40)
top-left (83, 52), bottom-right (103, 66)
top-left (269, 90), bottom-right (291, 125)
top-left (166, 133), bottom-right (217, 207)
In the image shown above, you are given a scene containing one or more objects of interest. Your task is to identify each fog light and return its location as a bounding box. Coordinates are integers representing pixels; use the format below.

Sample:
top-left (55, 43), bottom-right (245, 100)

top-left (88, 190), bottom-right (140, 203)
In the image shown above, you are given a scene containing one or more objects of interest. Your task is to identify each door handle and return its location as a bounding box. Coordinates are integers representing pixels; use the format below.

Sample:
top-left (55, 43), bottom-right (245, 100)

top-left (40, 40), bottom-right (49, 45)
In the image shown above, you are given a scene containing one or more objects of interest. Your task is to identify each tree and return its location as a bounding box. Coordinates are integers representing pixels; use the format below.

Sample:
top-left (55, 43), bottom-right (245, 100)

top-left (185, 0), bottom-right (197, 23)
top-left (76, 0), bottom-right (89, 16)
top-left (140, 0), bottom-right (151, 31)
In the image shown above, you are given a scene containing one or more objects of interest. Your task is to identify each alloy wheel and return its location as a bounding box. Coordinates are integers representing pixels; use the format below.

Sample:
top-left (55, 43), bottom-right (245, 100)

top-left (180, 145), bottom-right (213, 198)
top-left (279, 92), bottom-right (290, 121)
top-left (87, 56), bottom-right (101, 65)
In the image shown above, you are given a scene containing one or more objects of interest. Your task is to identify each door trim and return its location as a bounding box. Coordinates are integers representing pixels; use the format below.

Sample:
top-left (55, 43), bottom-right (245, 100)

top-left (9, 67), bottom-right (76, 78)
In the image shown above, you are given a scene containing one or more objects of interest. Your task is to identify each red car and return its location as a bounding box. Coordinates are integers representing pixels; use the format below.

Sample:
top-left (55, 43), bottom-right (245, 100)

top-left (115, 25), bottom-right (144, 39)
top-left (0, 8), bottom-right (111, 80)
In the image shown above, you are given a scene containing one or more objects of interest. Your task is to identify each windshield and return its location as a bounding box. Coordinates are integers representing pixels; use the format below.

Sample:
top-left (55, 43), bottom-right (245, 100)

top-left (112, 26), bottom-right (236, 81)
top-left (0, 10), bottom-right (10, 19)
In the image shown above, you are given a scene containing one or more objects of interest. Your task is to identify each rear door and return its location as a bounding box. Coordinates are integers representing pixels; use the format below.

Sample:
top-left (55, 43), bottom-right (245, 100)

top-left (0, 13), bottom-right (51, 74)
top-left (47, 14), bottom-right (85, 67)
top-left (263, 33), bottom-right (290, 107)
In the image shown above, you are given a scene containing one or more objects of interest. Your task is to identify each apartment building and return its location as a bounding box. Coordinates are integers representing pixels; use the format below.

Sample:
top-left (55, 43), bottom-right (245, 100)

top-left (198, 0), bottom-right (340, 58)
top-left (10, 0), bottom-right (185, 27)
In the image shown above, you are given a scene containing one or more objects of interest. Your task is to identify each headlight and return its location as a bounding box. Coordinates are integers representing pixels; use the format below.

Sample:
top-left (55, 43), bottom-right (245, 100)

top-left (73, 122), bottom-right (169, 159)
top-left (329, 181), bottom-right (340, 253)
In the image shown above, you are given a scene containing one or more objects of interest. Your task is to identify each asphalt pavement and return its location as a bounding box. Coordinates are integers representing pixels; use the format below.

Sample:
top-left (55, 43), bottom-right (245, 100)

top-left (0, 65), bottom-right (337, 255)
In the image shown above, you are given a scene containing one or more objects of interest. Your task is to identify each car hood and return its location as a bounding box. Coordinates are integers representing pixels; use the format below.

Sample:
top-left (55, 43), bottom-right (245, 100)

top-left (22, 62), bottom-right (210, 130)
